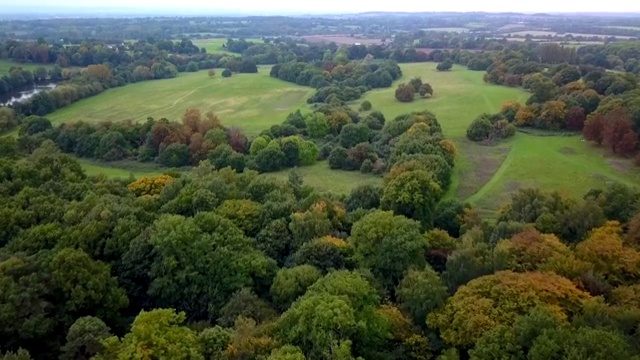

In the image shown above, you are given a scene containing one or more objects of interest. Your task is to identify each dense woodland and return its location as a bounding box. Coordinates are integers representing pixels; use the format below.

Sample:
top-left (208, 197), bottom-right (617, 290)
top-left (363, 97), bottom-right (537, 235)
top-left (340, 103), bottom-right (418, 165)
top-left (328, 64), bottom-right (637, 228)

top-left (2, 12), bottom-right (640, 360)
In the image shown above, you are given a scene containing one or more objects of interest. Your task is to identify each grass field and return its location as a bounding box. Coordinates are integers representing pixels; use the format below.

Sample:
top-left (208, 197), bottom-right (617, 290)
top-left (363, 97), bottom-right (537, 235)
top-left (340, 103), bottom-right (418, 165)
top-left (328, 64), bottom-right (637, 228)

top-left (0, 60), bottom-right (51, 75)
top-left (78, 159), bottom-right (164, 178)
top-left (47, 67), bottom-right (315, 136)
top-left (357, 63), bottom-right (640, 214)
top-left (192, 38), bottom-right (263, 55)
top-left (357, 63), bottom-right (529, 139)
top-left (266, 161), bottom-right (382, 194)
top-left (50, 61), bottom-right (640, 213)
top-left (467, 135), bottom-right (640, 215)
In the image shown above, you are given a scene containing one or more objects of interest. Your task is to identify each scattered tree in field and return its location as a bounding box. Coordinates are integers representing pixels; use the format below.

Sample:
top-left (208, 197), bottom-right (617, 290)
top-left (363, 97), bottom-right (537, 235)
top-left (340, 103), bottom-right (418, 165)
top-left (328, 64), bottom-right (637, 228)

top-left (409, 77), bottom-right (423, 92)
top-left (222, 68), bottom-right (232, 77)
top-left (208, 69), bottom-right (216, 78)
top-left (436, 60), bottom-right (453, 71)
top-left (395, 83), bottom-right (415, 102)
top-left (359, 100), bottom-right (372, 111)
top-left (418, 83), bottom-right (433, 97)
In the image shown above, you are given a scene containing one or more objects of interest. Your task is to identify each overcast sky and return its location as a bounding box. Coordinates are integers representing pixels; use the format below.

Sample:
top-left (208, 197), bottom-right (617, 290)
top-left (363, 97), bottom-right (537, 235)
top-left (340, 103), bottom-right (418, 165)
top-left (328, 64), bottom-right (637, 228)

top-left (4, 0), bottom-right (640, 14)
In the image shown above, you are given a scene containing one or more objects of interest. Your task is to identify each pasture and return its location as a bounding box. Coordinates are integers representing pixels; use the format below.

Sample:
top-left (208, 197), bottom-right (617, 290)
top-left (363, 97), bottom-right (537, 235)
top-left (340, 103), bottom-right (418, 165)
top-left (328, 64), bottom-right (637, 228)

top-left (47, 67), bottom-right (315, 136)
top-left (266, 161), bottom-right (382, 194)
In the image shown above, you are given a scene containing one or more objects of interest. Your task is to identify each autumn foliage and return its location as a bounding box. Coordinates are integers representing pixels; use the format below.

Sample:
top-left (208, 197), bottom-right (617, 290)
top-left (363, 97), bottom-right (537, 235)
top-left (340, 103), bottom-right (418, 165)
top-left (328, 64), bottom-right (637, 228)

top-left (127, 174), bottom-right (174, 196)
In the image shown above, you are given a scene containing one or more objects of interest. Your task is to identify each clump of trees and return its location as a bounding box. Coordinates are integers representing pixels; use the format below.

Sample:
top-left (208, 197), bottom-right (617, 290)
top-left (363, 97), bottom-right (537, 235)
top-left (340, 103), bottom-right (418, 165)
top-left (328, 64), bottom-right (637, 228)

top-left (466, 113), bottom-right (516, 142)
top-left (395, 77), bottom-right (433, 102)
top-left (436, 59), bottom-right (453, 71)
top-left (270, 59), bottom-right (402, 104)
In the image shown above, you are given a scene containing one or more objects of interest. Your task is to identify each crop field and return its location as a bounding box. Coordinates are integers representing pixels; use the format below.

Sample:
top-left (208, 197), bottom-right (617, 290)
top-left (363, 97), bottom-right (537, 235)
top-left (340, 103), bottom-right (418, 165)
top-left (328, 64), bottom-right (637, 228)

top-left (266, 161), bottom-right (382, 194)
top-left (0, 59), bottom-right (51, 75)
top-left (47, 66), bottom-right (315, 136)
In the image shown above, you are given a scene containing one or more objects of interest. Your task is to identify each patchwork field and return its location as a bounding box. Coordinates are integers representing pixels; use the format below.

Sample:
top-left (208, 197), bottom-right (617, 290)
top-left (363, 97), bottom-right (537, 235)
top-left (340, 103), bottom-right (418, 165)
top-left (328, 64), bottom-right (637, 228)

top-left (47, 67), bottom-right (315, 136)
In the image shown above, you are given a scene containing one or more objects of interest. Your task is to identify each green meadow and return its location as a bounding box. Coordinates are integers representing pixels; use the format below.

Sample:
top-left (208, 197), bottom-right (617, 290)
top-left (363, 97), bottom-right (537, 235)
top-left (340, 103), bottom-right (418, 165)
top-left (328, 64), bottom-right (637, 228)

top-left (266, 161), bottom-right (382, 195)
top-left (47, 67), bottom-right (315, 136)
top-left (192, 38), bottom-right (263, 55)
top-left (358, 63), bottom-right (639, 212)
top-left (0, 59), bottom-right (52, 75)
top-left (46, 61), bottom-right (638, 208)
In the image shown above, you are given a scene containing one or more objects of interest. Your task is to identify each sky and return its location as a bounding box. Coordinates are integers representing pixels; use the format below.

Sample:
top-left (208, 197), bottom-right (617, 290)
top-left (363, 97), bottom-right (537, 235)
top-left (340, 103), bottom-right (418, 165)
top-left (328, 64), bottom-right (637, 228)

top-left (3, 0), bottom-right (640, 14)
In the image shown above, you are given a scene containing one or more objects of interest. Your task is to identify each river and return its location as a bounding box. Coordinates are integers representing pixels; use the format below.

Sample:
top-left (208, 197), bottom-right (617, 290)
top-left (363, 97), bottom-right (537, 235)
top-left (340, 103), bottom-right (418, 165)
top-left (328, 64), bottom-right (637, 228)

top-left (0, 83), bottom-right (57, 106)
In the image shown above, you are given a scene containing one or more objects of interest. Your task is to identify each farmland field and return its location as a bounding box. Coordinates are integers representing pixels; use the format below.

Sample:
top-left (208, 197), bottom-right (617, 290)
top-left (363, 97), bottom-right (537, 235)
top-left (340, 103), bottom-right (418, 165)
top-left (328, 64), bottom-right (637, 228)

top-left (47, 66), bottom-right (315, 136)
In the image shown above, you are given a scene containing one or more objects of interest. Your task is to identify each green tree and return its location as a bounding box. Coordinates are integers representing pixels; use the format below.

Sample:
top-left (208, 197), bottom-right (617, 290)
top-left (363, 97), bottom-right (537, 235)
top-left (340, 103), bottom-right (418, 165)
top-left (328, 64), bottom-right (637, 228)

top-left (396, 267), bottom-right (448, 327)
top-left (157, 143), bottom-right (190, 167)
top-left (409, 77), bottom-right (423, 92)
top-left (305, 113), bottom-right (330, 139)
top-left (528, 327), bottom-right (633, 360)
top-left (466, 116), bottom-right (493, 141)
top-left (359, 100), bottom-right (372, 112)
top-left (254, 146), bottom-right (285, 172)
top-left (395, 83), bottom-right (415, 102)
top-left (268, 346), bottom-right (306, 360)
top-left (436, 60), bottom-right (453, 71)
top-left (198, 326), bottom-right (231, 360)
top-left (339, 123), bottom-right (370, 149)
top-left (419, 83), bottom-right (433, 97)
top-left (222, 69), bottom-right (232, 77)
top-left (271, 265), bottom-right (322, 310)
top-left (249, 136), bottom-right (269, 157)
top-left (219, 288), bottom-right (277, 327)
top-left (349, 210), bottom-right (426, 288)
top-left (60, 316), bottom-right (111, 360)
top-left (147, 214), bottom-right (276, 319)
top-left (328, 147), bottom-right (348, 169)
top-left (97, 309), bottom-right (203, 360)
top-left (381, 170), bottom-right (443, 229)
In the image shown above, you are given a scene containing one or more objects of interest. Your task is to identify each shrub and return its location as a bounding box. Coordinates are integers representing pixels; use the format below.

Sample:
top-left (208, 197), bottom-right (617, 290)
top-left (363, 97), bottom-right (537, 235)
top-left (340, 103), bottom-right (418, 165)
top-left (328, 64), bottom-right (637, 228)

top-left (222, 69), bottom-right (232, 77)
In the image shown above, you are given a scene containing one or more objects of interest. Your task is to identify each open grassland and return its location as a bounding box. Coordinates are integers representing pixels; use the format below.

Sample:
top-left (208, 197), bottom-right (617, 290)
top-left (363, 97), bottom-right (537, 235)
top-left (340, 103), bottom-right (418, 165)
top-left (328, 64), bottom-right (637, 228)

top-left (360, 63), bottom-right (639, 214)
top-left (47, 67), bottom-right (315, 136)
top-left (357, 63), bottom-right (529, 139)
top-left (192, 38), bottom-right (263, 54)
top-left (50, 62), bottom-right (638, 212)
top-left (266, 161), bottom-right (382, 195)
top-left (78, 159), bottom-right (164, 178)
top-left (467, 135), bottom-right (640, 216)
top-left (0, 60), bottom-right (51, 75)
